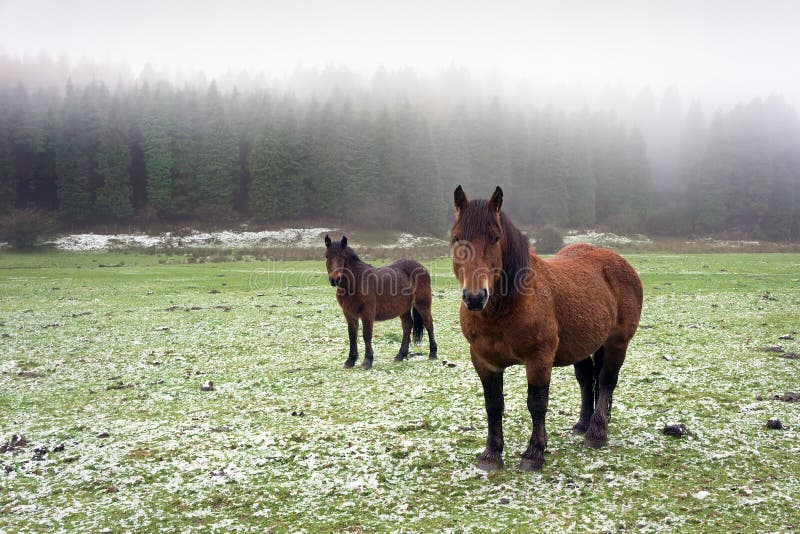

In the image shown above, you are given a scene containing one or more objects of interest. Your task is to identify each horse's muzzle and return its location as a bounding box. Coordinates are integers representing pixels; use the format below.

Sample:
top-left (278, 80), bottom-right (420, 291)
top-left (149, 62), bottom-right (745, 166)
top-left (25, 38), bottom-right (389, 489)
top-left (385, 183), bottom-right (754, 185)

top-left (462, 288), bottom-right (489, 311)
top-left (329, 277), bottom-right (341, 287)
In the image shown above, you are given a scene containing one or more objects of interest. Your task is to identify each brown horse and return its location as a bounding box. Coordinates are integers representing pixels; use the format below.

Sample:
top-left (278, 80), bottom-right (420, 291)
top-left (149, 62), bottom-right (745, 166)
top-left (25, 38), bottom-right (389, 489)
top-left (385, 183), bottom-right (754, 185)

top-left (451, 186), bottom-right (642, 471)
top-left (325, 234), bottom-right (437, 370)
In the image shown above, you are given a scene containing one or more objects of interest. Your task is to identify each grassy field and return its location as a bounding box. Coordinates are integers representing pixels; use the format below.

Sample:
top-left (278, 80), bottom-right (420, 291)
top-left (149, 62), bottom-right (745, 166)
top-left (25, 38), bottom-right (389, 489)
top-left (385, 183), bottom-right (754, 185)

top-left (1, 250), bottom-right (799, 532)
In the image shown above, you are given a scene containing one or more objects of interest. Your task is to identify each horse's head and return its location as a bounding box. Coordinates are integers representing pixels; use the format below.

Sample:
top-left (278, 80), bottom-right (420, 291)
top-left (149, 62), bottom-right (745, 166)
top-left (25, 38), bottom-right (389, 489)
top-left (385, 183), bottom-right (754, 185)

top-left (451, 185), bottom-right (505, 311)
top-left (324, 234), bottom-right (349, 286)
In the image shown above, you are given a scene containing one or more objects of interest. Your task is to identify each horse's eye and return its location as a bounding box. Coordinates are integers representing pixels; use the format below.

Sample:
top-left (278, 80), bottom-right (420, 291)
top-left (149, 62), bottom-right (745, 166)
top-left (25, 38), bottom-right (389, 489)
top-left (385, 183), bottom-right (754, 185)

top-left (452, 236), bottom-right (460, 244)
top-left (494, 236), bottom-right (501, 244)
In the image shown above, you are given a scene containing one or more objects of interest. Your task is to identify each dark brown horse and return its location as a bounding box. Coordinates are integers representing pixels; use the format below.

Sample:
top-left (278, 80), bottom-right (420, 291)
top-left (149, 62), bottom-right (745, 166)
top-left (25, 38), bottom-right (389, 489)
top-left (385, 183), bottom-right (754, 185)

top-left (325, 234), bottom-right (437, 370)
top-left (451, 186), bottom-right (642, 471)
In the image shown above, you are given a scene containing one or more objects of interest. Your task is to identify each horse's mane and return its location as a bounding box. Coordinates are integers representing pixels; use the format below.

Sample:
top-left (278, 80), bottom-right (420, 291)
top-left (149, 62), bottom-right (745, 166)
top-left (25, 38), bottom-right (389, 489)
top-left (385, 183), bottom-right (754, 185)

top-left (460, 199), bottom-right (531, 299)
top-left (343, 246), bottom-right (362, 267)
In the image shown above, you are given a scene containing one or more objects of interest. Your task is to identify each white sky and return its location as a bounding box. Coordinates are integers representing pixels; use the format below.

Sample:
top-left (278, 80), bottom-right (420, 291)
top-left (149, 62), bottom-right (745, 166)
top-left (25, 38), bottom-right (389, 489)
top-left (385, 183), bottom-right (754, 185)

top-left (1, 0), bottom-right (798, 103)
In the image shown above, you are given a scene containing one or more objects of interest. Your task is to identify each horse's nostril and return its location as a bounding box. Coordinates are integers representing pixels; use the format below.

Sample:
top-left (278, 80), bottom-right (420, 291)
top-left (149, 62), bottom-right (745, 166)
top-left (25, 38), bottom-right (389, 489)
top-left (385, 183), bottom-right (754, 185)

top-left (462, 288), bottom-right (468, 300)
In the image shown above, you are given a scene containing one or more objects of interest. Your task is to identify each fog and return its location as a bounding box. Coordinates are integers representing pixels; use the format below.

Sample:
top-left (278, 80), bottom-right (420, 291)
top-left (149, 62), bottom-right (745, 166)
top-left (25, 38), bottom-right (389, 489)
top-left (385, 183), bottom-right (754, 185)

top-left (2, 1), bottom-right (799, 240)
top-left (1, 0), bottom-right (798, 109)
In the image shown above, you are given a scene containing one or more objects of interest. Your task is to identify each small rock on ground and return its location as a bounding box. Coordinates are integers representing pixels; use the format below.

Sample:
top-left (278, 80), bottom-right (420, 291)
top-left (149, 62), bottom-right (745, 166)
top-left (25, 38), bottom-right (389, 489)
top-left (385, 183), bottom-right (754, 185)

top-left (766, 417), bottom-right (783, 430)
top-left (662, 423), bottom-right (688, 438)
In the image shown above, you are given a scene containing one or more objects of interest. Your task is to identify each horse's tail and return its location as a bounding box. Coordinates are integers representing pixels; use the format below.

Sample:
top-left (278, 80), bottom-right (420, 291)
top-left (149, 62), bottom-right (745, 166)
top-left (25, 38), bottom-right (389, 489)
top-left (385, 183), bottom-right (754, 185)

top-left (411, 306), bottom-right (424, 344)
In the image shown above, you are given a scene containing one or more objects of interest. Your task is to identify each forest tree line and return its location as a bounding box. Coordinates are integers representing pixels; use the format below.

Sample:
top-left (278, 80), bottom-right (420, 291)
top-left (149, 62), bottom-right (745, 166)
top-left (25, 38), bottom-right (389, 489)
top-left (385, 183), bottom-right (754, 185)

top-left (1, 73), bottom-right (799, 239)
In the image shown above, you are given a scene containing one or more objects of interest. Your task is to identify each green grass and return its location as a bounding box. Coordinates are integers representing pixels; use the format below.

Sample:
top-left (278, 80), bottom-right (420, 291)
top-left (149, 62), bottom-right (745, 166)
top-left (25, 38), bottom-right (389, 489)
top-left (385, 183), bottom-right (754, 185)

top-left (1, 251), bottom-right (799, 532)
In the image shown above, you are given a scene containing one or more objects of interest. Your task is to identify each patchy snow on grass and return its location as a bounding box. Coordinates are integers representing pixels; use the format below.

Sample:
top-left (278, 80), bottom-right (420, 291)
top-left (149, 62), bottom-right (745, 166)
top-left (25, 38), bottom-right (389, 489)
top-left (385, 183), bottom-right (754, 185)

top-left (50, 229), bottom-right (450, 252)
top-left (564, 230), bottom-right (652, 246)
top-left (380, 233), bottom-right (449, 249)
top-left (51, 228), bottom-right (335, 251)
top-left (685, 238), bottom-right (761, 248)
top-left (1, 252), bottom-right (799, 531)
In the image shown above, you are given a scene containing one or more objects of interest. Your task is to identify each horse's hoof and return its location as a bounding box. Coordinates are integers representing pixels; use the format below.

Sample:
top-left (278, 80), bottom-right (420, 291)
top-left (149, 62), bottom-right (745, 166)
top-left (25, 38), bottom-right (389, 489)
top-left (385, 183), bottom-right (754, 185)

top-left (571, 422), bottom-right (589, 435)
top-left (343, 358), bottom-right (356, 369)
top-left (584, 436), bottom-right (607, 448)
top-left (519, 456), bottom-right (544, 471)
top-left (476, 452), bottom-right (504, 472)
top-left (393, 353), bottom-right (407, 362)
top-left (361, 359), bottom-right (373, 370)
top-left (428, 353), bottom-right (438, 360)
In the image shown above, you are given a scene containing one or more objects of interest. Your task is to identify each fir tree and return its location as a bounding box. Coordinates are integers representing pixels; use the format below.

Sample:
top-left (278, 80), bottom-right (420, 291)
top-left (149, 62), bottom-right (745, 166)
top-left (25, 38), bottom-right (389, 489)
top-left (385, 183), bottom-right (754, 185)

top-left (95, 101), bottom-right (133, 219)
top-left (141, 96), bottom-right (173, 215)
top-left (194, 82), bottom-right (237, 216)
top-left (0, 89), bottom-right (14, 213)
top-left (56, 81), bottom-right (92, 220)
top-left (249, 120), bottom-right (286, 218)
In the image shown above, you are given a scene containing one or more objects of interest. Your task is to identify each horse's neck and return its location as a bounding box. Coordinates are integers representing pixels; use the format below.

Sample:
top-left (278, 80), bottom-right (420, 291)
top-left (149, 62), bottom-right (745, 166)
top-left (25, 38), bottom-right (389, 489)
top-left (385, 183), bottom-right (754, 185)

top-left (488, 251), bottom-right (547, 314)
top-left (344, 256), bottom-right (371, 291)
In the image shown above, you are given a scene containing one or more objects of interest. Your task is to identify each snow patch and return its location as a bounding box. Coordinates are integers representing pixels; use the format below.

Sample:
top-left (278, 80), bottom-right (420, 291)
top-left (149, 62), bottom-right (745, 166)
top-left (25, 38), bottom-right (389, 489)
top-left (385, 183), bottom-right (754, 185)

top-left (564, 230), bottom-right (652, 246)
top-left (51, 228), bottom-right (334, 251)
top-left (379, 233), bottom-right (449, 249)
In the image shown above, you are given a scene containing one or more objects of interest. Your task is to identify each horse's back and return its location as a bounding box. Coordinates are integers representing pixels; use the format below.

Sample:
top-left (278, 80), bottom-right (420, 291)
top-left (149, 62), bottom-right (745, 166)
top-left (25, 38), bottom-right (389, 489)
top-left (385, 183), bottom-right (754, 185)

top-left (550, 243), bottom-right (641, 298)
top-left (387, 258), bottom-right (429, 278)
top-left (546, 243), bottom-right (642, 360)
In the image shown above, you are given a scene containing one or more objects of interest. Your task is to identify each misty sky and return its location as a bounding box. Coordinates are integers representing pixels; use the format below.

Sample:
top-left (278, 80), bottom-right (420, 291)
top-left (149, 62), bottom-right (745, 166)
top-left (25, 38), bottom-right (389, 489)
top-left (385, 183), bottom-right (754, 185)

top-left (1, 0), bottom-right (798, 104)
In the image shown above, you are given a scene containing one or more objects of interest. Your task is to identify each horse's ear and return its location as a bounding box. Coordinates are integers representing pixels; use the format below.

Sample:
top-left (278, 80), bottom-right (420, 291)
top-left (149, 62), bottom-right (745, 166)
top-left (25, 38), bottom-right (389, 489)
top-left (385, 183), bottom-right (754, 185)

top-left (341, 235), bottom-right (348, 248)
top-left (454, 185), bottom-right (468, 213)
top-left (489, 186), bottom-right (503, 213)
top-left (324, 234), bottom-right (331, 247)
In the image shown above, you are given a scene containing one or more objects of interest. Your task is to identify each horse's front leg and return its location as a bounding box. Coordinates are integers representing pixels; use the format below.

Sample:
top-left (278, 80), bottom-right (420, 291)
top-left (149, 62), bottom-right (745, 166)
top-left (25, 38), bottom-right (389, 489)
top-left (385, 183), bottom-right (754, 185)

top-left (521, 357), bottom-right (553, 471)
top-left (360, 315), bottom-right (374, 370)
top-left (343, 314), bottom-right (359, 369)
top-left (472, 350), bottom-right (504, 471)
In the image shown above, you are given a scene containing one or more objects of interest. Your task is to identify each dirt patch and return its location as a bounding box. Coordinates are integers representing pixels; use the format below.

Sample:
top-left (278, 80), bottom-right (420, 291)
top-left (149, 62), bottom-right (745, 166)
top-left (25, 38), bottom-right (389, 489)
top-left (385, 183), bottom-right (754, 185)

top-left (106, 381), bottom-right (134, 391)
top-left (17, 371), bottom-right (43, 379)
top-left (0, 434), bottom-right (28, 453)
top-left (773, 392), bottom-right (799, 402)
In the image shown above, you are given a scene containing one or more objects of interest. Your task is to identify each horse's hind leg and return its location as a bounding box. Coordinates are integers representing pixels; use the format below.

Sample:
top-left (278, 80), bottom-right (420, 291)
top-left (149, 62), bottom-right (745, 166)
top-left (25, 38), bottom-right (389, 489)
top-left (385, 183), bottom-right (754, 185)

top-left (412, 274), bottom-right (437, 359)
top-left (421, 307), bottom-right (437, 359)
top-left (395, 311), bottom-right (412, 362)
top-left (571, 356), bottom-right (594, 434)
top-left (585, 342), bottom-right (625, 448)
top-left (413, 300), bottom-right (438, 359)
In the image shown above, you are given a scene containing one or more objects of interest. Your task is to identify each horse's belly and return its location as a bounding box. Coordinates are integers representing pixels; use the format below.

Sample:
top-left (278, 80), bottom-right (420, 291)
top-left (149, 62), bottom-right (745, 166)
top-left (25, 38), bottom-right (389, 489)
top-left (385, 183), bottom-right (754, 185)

top-left (374, 308), bottom-right (401, 321)
top-left (554, 338), bottom-right (605, 366)
top-left (554, 315), bottom-right (615, 364)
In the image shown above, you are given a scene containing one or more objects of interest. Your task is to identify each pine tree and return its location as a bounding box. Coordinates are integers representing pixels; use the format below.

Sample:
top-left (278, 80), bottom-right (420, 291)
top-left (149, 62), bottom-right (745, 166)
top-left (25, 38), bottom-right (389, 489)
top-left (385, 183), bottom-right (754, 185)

top-left (0, 88), bottom-right (14, 213)
top-left (533, 119), bottom-right (570, 227)
top-left (694, 114), bottom-right (731, 233)
top-left (627, 127), bottom-right (651, 229)
top-left (249, 120), bottom-right (286, 218)
top-left (168, 89), bottom-right (201, 217)
top-left (404, 113), bottom-right (446, 233)
top-left (94, 101), bottom-right (133, 219)
top-left (31, 95), bottom-right (59, 211)
top-left (194, 82), bottom-right (237, 216)
top-left (56, 81), bottom-right (92, 220)
top-left (565, 115), bottom-right (595, 227)
top-left (306, 99), bottom-right (345, 216)
top-left (141, 95), bottom-right (173, 215)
